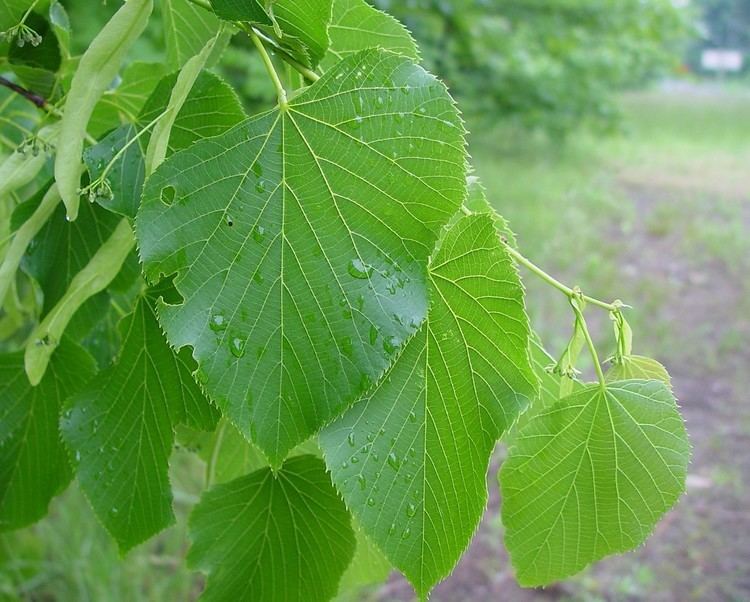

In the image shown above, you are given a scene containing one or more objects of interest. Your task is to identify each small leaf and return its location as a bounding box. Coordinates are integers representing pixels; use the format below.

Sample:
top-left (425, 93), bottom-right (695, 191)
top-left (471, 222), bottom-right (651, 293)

top-left (320, 213), bottom-right (537, 596)
top-left (188, 454), bottom-right (356, 601)
top-left (322, 0), bottom-right (418, 70)
top-left (500, 380), bottom-right (690, 586)
top-left (137, 49), bottom-right (467, 465)
top-left (606, 355), bottom-right (672, 387)
top-left (61, 296), bottom-right (218, 551)
top-left (268, 0), bottom-right (332, 68)
top-left (0, 339), bottom-right (96, 531)
top-left (209, 0), bottom-right (273, 25)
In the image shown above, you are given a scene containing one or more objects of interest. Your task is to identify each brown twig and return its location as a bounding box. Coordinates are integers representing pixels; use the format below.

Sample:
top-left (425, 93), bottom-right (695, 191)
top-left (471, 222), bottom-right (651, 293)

top-left (0, 75), bottom-right (48, 109)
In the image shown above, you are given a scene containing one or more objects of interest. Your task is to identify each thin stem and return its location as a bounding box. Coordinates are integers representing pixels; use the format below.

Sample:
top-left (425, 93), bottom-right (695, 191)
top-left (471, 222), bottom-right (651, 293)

top-left (249, 27), bottom-right (320, 82)
top-left (570, 298), bottom-right (607, 388)
top-left (0, 76), bottom-right (46, 109)
top-left (84, 111), bottom-right (165, 196)
top-left (250, 30), bottom-right (288, 108)
top-left (462, 204), bottom-right (622, 312)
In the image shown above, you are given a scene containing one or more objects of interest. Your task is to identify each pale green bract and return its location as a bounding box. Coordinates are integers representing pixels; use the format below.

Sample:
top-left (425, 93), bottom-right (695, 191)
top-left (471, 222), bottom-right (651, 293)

top-left (162, 0), bottom-right (222, 69)
top-left (54, 0), bottom-right (153, 221)
top-left (137, 49), bottom-right (467, 465)
top-left (320, 213), bottom-right (538, 596)
top-left (188, 455), bottom-right (355, 602)
top-left (61, 296), bottom-right (218, 551)
top-left (500, 380), bottom-right (690, 586)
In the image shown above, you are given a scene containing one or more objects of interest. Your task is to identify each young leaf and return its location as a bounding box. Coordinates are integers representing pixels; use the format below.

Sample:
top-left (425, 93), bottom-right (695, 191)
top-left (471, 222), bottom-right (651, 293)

top-left (209, 0), bottom-right (273, 25)
top-left (606, 355), bottom-right (672, 387)
top-left (162, 0), bottom-right (222, 69)
top-left (188, 455), bottom-right (356, 601)
top-left (0, 339), bottom-right (96, 531)
top-left (54, 0), bottom-right (153, 220)
top-left (500, 380), bottom-right (690, 586)
top-left (269, 0), bottom-right (332, 68)
top-left (322, 0), bottom-right (419, 70)
top-left (61, 296), bottom-right (218, 552)
top-left (320, 213), bottom-right (538, 596)
top-left (137, 49), bottom-right (467, 465)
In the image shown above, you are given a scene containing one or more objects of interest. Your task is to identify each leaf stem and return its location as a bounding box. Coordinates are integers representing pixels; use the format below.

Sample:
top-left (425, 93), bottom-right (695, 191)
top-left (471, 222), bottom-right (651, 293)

top-left (570, 296), bottom-right (607, 389)
top-left (249, 30), bottom-right (288, 108)
top-left (505, 242), bottom-right (620, 312)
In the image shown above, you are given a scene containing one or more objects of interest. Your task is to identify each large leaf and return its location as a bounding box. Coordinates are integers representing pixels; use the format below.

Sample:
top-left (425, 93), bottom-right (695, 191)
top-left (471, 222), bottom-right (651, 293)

top-left (61, 296), bottom-right (218, 551)
top-left (188, 455), bottom-right (355, 601)
top-left (0, 339), bottom-right (95, 531)
top-left (320, 213), bottom-right (538, 596)
top-left (162, 0), bottom-right (222, 69)
top-left (137, 49), bottom-right (467, 465)
top-left (322, 0), bottom-right (418, 70)
top-left (500, 380), bottom-right (691, 586)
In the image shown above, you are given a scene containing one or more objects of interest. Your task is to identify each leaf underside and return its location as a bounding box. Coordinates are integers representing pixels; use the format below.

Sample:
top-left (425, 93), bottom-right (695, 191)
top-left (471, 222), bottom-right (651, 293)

top-left (500, 380), bottom-right (690, 586)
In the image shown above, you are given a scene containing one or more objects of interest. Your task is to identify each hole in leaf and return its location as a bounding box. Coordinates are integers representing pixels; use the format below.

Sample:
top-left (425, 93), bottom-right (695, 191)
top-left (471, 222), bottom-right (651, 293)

top-left (161, 185), bottom-right (176, 205)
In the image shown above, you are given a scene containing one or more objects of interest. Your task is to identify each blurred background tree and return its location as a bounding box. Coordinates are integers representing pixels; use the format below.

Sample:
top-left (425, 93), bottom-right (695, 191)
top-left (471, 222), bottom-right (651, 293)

top-left (375, 0), bottom-right (691, 138)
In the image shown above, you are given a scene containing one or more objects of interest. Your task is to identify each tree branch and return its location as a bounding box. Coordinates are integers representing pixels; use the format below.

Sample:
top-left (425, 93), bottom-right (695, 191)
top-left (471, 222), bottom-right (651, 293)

top-left (0, 75), bottom-right (48, 109)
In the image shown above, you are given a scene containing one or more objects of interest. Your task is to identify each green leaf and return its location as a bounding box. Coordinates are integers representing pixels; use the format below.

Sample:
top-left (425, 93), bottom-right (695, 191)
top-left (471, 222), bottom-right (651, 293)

top-left (322, 0), bottom-right (418, 70)
top-left (83, 124), bottom-right (145, 218)
top-left (337, 523), bottom-right (392, 597)
top-left (61, 296), bottom-right (218, 551)
top-left (320, 213), bottom-right (537, 596)
top-left (606, 355), bottom-right (672, 387)
top-left (0, 338), bottom-right (96, 531)
top-left (0, 0), bottom-right (34, 31)
top-left (500, 380), bottom-right (690, 586)
top-left (464, 174), bottom-right (518, 248)
top-left (137, 49), bottom-right (467, 465)
top-left (268, 0), bottom-right (332, 68)
top-left (188, 454), bottom-right (356, 601)
top-left (162, 0), bottom-right (222, 69)
top-left (138, 70), bottom-right (246, 156)
top-left (209, 0), bottom-right (272, 25)
top-left (7, 13), bottom-right (62, 99)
